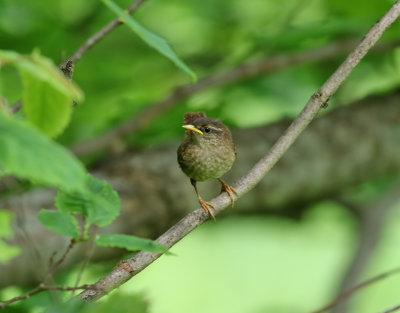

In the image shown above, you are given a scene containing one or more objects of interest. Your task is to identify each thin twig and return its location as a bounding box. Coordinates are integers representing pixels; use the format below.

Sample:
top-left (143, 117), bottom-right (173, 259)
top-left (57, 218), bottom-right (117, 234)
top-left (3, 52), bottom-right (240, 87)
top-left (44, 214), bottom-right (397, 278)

top-left (43, 239), bottom-right (76, 284)
top-left (69, 39), bottom-right (400, 156)
top-left (311, 267), bottom-right (400, 313)
top-left (380, 305), bottom-right (400, 313)
top-left (78, 0), bottom-right (400, 301)
top-left (73, 228), bottom-right (98, 295)
top-left (0, 239), bottom-right (77, 308)
top-left (66, 0), bottom-right (147, 64)
top-left (0, 284), bottom-right (90, 308)
top-left (11, 0), bottom-right (148, 114)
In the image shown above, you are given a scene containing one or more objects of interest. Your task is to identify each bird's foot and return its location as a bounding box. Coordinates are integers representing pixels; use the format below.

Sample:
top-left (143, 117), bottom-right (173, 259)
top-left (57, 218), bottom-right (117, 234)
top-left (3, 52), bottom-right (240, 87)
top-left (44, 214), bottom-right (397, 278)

top-left (218, 178), bottom-right (238, 206)
top-left (198, 198), bottom-right (216, 220)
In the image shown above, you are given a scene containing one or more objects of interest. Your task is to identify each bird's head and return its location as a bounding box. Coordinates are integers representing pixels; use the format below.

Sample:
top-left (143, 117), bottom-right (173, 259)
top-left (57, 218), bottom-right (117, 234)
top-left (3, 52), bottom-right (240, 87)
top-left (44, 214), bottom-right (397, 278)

top-left (182, 116), bottom-right (232, 146)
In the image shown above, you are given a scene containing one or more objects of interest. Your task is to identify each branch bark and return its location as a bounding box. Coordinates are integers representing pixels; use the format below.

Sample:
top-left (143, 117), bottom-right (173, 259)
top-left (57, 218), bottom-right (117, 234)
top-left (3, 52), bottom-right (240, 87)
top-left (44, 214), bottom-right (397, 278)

top-left (77, 1), bottom-right (400, 301)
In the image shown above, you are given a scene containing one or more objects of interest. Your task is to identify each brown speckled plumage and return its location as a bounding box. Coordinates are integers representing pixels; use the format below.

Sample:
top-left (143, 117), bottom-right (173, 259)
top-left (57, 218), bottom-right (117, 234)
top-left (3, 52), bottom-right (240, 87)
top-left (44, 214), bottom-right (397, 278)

top-left (177, 112), bottom-right (237, 219)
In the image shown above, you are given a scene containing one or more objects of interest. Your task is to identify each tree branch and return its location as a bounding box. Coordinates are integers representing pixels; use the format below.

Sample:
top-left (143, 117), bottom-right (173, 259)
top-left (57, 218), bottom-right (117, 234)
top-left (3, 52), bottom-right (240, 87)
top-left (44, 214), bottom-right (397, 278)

top-left (69, 38), bottom-right (400, 156)
top-left (78, 0), bottom-right (400, 301)
top-left (310, 267), bottom-right (400, 313)
top-left (72, 228), bottom-right (98, 295)
top-left (11, 0), bottom-right (147, 114)
top-left (0, 284), bottom-right (90, 308)
top-left (43, 239), bottom-right (76, 283)
top-left (0, 239), bottom-right (77, 308)
top-left (66, 0), bottom-right (147, 65)
top-left (331, 184), bottom-right (400, 313)
top-left (380, 305), bottom-right (400, 313)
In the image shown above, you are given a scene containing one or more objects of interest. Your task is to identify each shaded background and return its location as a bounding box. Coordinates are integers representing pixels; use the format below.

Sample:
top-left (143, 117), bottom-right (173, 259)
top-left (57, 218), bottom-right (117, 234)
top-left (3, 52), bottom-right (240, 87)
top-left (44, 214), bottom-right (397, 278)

top-left (1, 0), bottom-right (400, 312)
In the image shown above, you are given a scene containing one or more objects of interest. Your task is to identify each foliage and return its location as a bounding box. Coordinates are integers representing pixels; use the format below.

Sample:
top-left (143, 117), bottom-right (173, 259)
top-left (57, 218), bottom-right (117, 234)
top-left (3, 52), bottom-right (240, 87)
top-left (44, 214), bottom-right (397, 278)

top-left (37, 209), bottom-right (80, 238)
top-left (0, 0), bottom-right (400, 312)
top-left (1, 0), bottom-right (399, 148)
top-left (96, 233), bottom-right (168, 253)
top-left (0, 39), bottom-right (167, 309)
top-left (102, 0), bottom-right (196, 81)
top-left (0, 49), bottom-right (83, 137)
top-left (55, 174), bottom-right (120, 229)
top-left (0, 111), bottom-right (85, 191)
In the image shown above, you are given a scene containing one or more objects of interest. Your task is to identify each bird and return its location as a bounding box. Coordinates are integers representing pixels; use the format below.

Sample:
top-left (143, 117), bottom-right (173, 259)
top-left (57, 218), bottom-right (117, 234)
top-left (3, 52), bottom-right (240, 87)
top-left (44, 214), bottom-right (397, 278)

top-left (177, 112), bottom-right (238, 219)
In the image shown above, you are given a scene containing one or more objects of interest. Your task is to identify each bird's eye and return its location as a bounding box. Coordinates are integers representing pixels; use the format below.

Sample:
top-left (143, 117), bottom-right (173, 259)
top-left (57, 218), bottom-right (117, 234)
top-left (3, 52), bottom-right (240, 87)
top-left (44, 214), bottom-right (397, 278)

top-left (204, 127), bottom-right (211, 133)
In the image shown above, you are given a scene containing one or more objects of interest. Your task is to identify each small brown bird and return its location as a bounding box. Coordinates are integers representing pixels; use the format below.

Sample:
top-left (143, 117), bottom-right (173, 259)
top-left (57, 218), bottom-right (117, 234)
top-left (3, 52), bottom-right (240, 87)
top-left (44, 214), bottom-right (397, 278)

top-left (177, 112), bottom-right (238, 219)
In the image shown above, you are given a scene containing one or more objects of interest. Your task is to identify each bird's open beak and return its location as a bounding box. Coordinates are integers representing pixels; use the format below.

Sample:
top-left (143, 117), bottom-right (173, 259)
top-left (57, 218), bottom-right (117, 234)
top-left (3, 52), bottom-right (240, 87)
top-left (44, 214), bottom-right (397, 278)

top-left (182, 124), bottom-right (203, 135)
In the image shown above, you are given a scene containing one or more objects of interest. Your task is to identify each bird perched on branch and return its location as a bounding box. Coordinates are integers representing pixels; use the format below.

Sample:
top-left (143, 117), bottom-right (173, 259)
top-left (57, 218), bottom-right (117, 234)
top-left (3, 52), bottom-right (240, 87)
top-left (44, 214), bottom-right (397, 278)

top-left (177, 112), bottom-right (238, 219)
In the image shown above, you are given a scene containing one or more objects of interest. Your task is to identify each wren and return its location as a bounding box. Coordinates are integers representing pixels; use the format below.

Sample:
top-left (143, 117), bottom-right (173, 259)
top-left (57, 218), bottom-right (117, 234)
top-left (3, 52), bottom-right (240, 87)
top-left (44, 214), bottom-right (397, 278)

top-left (177, 112), bottom-right (237, 219)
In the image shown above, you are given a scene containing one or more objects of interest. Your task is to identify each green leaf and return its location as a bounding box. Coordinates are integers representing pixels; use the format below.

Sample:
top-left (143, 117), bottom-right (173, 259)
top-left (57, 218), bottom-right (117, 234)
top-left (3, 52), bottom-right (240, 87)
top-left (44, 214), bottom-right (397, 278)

top-left (87, 292), bottom-right (149, 313)
top-left (55, 174), bottom-right (120, 227)
top-left (0, 49), bottom-right (84, 138)
top-left (55, 189), bottom-right (89, 215)
top-left (96, 233), bottom-right (168, 253)
top-left (101, 0), bottom-right (196, 81)
top-left (0, 50), bottom-right (83, 101)
top-left (0, 113), bottom-right (86, 191)
top-left (0, 50), bottom-right (22, 65)
top-left (37, 209), bottom-right (80, 238)
top-left (20, 69), bottom-right (73, 137)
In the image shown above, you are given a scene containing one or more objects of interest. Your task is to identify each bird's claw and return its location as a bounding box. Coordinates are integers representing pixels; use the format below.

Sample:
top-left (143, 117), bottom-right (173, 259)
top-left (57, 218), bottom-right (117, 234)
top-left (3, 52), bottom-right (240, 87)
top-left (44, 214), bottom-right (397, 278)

top-left (198, 198), bottom-right (216, 220)
top-left (218, 178), bottom-right (238, 206)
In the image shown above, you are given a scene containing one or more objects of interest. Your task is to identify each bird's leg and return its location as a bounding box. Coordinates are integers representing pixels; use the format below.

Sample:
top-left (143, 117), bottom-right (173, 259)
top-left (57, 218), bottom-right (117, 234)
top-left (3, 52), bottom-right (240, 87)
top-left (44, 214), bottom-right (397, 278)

top-left (191, 179), bottom-right (216, 220)
top-left (218, 178), bottom-right (238, 206)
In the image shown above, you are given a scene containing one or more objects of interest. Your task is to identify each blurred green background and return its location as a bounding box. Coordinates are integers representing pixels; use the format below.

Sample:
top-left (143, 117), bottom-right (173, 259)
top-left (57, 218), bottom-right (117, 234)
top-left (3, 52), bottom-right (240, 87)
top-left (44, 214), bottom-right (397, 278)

top-left (1, 0), bottom-right (400, 312)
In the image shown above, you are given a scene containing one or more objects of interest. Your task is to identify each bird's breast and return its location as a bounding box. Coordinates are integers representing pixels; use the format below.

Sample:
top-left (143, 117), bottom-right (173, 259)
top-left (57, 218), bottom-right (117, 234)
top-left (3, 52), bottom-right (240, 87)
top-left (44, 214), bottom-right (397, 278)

top-left (177, 140), bottom-right (235, 182)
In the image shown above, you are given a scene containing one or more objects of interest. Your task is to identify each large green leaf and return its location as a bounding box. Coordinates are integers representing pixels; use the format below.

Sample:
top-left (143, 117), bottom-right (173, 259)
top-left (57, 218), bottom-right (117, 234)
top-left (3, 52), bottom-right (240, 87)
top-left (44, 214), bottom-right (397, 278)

top-left (55, 174), bottom-right (120, 227)
top-left (96, 233), bottom-right (168, 253)
top-left (101, 0), bottom-right (196, 81)
top-left (0, 50), bottom-right (24, 65)
top-left (0, 112), bottom-right (86, 191)
top-left (20, 69), bottom-right (73, 137)
top-left (0, 49), bottom-right (83, 138)
top-left (37, 209), bottom-right (80, 238)
top-left (0, 50), bottom-right (83, 101)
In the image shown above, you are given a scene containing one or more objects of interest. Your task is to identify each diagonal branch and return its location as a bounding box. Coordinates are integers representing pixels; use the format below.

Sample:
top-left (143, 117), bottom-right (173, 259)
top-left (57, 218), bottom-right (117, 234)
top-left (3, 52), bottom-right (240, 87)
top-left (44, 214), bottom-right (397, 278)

top-left (380, 305), bottom-right (400, 313)
top-left (67, 0), bottom-right (147, 65)
top-left (330, 184), bottom-right (400, 313)
top-left (311, 267), bottom-right (400, 313)
top-left (69, 38), bottom-right (400, 156)
top-left (77, 0), bottom-right (400, 301)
